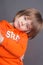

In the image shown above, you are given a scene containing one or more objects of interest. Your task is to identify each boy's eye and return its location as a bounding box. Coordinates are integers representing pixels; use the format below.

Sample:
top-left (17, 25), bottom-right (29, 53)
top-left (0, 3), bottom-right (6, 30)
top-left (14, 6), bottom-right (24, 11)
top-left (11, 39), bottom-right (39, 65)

top-left (24, 16), bottom-right (27, 20)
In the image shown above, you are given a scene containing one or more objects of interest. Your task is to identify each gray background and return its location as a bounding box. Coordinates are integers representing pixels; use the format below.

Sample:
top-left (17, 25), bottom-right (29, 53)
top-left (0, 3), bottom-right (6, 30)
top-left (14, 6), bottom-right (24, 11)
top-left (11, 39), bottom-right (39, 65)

top-left (0, 0), bottom-right (43, 65)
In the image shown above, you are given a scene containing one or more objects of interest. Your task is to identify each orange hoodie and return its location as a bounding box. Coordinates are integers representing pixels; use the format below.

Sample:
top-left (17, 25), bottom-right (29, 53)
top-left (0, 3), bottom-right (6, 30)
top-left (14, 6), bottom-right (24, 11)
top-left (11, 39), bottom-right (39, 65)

top-left (0, 20), bottom-right (28, 65)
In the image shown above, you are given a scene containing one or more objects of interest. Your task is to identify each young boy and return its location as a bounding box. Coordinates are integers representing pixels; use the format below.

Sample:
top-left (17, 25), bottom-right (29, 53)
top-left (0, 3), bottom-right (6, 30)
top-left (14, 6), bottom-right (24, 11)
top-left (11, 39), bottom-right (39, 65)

top-left (0, 8), bottom-right (43, 65)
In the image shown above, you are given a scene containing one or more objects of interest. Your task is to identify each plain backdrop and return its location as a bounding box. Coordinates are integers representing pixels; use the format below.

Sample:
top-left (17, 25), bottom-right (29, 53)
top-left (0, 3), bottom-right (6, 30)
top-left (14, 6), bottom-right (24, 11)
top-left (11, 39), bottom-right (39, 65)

top-left (0, 0), bottom-right (43, 65)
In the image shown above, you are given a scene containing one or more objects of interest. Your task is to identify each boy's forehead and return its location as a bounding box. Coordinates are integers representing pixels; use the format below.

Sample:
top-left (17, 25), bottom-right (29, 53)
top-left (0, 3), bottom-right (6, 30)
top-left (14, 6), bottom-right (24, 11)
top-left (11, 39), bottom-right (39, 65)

top-left (16, 15), bottom-right (28, 19)
top-left (15, 15), bottom-right (23, 19)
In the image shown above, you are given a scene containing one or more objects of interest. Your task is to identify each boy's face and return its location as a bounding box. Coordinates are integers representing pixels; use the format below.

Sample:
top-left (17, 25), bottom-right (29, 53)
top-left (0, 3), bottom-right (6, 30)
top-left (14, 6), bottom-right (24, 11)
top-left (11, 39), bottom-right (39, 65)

top-left (14, 15), bottom-right (32, 32)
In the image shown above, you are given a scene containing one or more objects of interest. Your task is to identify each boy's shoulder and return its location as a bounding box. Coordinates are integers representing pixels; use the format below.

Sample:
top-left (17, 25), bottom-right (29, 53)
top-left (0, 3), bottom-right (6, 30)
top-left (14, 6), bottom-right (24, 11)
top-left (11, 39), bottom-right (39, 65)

top-left (0, 20), bottom-right (13, 30)
top-left (0, 20), bottom-right (9, 25)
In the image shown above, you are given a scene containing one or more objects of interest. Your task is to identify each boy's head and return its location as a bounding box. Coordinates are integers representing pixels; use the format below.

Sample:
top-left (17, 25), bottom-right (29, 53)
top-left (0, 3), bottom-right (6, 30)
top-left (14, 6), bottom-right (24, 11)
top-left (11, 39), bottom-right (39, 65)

top-left (13, 8), bottom-right (43, 39)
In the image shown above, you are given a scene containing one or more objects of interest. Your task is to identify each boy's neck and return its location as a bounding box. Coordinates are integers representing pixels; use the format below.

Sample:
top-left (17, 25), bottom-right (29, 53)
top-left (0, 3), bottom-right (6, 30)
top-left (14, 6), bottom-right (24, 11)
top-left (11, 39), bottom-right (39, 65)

top-left (10, 22), bottom-right (13, 26)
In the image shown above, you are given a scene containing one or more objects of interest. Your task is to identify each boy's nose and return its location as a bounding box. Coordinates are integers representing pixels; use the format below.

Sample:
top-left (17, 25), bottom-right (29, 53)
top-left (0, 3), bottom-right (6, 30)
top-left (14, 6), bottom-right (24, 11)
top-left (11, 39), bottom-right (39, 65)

top-left (21, 22), bottom-right (24, 26)
top-left (21, 22), bottom-right (23, 26)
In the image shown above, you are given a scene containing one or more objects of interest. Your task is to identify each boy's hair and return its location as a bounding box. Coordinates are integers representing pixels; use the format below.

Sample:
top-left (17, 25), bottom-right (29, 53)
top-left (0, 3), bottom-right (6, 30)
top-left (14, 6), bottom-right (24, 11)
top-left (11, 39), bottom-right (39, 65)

top-left (13, 8), bottom-right (43, 39)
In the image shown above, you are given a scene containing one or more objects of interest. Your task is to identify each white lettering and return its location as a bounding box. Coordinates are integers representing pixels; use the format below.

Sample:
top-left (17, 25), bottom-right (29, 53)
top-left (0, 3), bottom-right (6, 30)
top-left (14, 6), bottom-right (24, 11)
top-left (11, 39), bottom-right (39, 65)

top-left (6, 31), bottom-right (11, 38)
top-left (16, 35), bottom-right (20, 40)
top-left (6, 31), bottom-right (20, 41)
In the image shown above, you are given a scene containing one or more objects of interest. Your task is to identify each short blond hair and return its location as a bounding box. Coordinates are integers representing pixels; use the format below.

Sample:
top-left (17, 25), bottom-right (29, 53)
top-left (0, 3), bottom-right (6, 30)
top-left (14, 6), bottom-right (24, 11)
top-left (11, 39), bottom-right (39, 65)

top-left (13, 8), bottom-right (43, 39)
